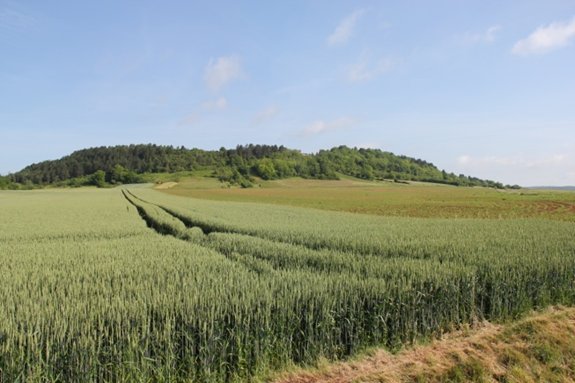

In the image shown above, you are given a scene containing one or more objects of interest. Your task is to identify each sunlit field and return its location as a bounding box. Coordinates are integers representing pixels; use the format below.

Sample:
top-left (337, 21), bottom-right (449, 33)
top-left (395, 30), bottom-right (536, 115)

top-left (160, 176), bottom-right (575, 221)
top-left (2, 186), bottom-right (574, 382)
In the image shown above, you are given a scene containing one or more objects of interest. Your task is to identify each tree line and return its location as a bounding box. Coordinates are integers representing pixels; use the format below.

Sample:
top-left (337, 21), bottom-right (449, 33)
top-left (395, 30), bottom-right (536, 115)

top-left (1, 144), bottom-right (516, 189)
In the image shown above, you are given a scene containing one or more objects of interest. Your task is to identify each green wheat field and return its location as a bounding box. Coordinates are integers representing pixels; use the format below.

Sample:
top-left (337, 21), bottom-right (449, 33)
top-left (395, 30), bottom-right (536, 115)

top-left (1, 183), bottom-right (574, 382)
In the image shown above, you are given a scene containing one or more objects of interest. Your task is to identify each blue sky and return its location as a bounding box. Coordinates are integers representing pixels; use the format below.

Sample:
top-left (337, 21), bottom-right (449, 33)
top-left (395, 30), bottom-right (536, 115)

top-left (1, 1), bottom-right (574, 186)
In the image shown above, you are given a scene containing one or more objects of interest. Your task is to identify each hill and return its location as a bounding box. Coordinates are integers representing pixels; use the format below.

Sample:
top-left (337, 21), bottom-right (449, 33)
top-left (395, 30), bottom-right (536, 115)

top-left (2, 144), bottom-right (511, 189)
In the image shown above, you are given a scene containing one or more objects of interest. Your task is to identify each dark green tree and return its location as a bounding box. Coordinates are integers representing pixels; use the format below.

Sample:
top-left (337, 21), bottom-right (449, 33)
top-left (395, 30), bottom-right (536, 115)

top-left (90, 170), bottom-right (107, 188)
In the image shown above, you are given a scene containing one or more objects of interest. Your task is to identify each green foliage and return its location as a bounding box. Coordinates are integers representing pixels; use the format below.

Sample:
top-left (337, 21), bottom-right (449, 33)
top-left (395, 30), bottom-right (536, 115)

top-left (90, 170), bottom-right (107, 188)
top-left (109, 164), bottom-right (143, 184)
top-left (10, 144), bottom-right (509, 188)
top-left (254, 158), bottom-right (277, 180)
top-left (0, 175), bottom-right (34, 190)
top-left (213, 167), bottom-right (254, 187)
top-left (0, 175), bottom-right (11, 189)
top-left (272, 158), bottom-right (296, 178)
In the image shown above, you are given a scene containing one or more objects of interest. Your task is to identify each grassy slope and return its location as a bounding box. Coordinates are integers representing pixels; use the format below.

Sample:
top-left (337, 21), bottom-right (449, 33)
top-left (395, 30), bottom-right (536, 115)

top-left (157, 176), bottom-right (575, 221)
top-left (273, 306), bottom-right (575, 383)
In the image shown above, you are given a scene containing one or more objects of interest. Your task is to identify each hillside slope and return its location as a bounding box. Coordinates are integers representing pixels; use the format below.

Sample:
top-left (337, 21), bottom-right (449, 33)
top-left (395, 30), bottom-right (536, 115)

top-left (157, 177), bottom-right (575, 221)
top-left (4, 144), bottom-right (509, 189)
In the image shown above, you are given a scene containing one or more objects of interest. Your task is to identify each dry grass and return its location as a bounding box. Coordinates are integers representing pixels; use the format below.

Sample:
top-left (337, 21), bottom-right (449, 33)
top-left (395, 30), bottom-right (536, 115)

top-left (154, 181), bottom-right (178, 189)
top-left (273, 306), bottom-right (575, 383)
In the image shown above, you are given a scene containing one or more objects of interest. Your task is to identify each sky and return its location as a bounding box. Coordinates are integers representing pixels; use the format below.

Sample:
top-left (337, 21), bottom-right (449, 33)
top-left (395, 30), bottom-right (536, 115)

top-left (1, 1), bottom-right (574, 186)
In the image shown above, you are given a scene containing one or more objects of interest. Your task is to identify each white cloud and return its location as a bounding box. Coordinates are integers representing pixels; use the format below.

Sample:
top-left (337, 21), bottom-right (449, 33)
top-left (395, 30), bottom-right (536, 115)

top-left (348, 55), bottom-right (393, 83)
top-left (253, 106), bottom-right (279, 124)
top-left (328, 9), bottom-right (364, 46)
top-left (512, 16), bottom-right (575, 55)
top-left (202, 97), bottom-right (228, 111)
top-left (462, 25), bottom-right (501, 45)
top-left (204, 56), bottom-right (243, 91)
top-left (301, 117), bottom-right (356, 136)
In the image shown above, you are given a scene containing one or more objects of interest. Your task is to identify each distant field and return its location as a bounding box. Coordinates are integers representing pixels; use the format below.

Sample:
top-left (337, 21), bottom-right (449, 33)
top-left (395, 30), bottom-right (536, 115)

top-left (159, 176), bottom-right (575, 221)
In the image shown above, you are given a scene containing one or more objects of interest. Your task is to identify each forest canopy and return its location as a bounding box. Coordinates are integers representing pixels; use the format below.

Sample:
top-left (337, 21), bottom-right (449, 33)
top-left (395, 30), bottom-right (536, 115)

top-left (3, 144), bottom-right (511, 189)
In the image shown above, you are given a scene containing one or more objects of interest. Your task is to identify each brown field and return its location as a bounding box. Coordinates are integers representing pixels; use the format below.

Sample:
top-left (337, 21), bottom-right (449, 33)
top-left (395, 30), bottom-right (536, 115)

top-left (158, 176), bottom-right (575, 221)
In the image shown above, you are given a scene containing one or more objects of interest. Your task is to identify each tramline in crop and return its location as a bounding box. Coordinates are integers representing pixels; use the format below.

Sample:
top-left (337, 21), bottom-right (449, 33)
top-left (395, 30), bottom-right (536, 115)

top-left (0, 187), bottom-right (574, 382)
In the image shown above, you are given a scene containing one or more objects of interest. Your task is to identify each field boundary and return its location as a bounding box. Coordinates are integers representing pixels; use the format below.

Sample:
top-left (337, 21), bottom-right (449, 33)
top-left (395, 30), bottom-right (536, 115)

top-left (274, 306), bottom-right (575, 383)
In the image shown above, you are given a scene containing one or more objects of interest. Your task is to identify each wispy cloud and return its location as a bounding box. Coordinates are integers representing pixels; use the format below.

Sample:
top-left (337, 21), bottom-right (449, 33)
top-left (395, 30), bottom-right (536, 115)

top-left (327, 9), bottom-right (365, 46)
top-left (253, 105), bottom-right (279, 124)
top-left (461, 25), bottom-right (501, 45)
top-left (204, 55), bottom-right (243, 91)
top-left (348, 54), bottom-right (393, 83)
top-left (202, 97), bottom-right (228, 111)
top-left (301, 117), bottom-right (356, 136)
top-left (512, 16), bottom-right (575, 55)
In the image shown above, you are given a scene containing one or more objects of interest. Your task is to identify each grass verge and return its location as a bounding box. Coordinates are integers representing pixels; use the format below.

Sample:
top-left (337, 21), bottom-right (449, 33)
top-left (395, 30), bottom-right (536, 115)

top-left (273, 306), bottom-right (575, 383)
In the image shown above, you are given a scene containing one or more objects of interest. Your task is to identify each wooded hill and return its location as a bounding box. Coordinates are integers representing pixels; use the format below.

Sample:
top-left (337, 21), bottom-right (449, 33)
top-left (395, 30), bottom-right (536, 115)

top-left (2, 144), bottom-right (513, 189)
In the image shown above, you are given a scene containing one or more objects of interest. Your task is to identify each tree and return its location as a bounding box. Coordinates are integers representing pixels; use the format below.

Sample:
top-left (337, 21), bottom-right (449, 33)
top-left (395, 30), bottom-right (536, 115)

top-left (9, 144), bottom-right (508, 189)
top-left (109, 164), bottom-right (142, 184)
top-left (90, 170), bottom-right (106, 188)
top-left (272, 159), bottom-right (295, 178)
top-left (0, 175), bottom-right (10, 189)
top-left (359, 164), bottom-right (375, 180)
top-left (254, 158), bottom-right (277, 180)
